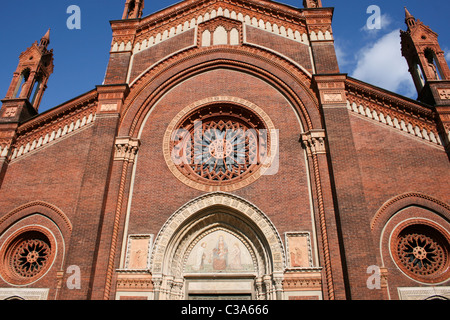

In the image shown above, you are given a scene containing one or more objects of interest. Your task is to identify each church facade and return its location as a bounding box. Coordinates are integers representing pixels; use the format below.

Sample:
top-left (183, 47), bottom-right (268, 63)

top-left (0, 0), bottom-right (448, 300)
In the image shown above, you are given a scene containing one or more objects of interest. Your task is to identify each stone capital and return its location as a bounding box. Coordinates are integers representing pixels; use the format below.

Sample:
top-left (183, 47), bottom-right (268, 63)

top-left (114, 137), bottom-right (141, 163)
top-left (300, 130), bottom-right (327, 156)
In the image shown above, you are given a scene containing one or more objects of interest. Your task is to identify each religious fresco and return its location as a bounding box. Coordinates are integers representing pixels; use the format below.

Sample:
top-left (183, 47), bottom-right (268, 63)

top-left (185, 231), bottom-right (254, 273)
top-left (286, 233), bottom-right (311, 268)
top-left (126, 235), bottom-right (152, 269)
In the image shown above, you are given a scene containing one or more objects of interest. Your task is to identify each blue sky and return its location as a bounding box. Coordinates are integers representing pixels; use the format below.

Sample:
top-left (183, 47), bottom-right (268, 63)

top-left (0, 0), bottom-right (449, 113)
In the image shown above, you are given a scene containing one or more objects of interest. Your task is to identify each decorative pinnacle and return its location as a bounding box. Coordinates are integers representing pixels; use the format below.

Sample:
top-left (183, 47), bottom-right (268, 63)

top-left (40, 28), bottom-right (51, 48)
top-left (404, 7), bottom-right (416, 28)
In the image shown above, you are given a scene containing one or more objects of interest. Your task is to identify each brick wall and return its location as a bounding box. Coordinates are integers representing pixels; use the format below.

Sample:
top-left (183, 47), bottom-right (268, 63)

top-left (348, 113), bottom-right (450, 298)
top-left (129, 29), bottom-right (196, 83)
top-left (104, 52), bottom-right (132, 85)
top-left (245, 26), bottom-right (313, 74)
top-left (0, 125), bottom-right (95, 298)
top-left (126, 68), bottom-right (314, 245)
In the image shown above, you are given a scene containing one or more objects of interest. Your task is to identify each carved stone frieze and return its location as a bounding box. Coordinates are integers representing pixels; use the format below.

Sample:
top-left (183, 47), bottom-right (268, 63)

top-left (437, 88), bottom-right (450, 100)
top-left (115, 270), bottom-right (153, 292)
top-left (283, 269), bottom-right (323, 291)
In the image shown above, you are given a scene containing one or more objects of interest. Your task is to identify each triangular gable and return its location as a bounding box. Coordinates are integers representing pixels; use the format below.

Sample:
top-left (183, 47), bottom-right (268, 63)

top-left (111, 0), bottom-right (316, 55)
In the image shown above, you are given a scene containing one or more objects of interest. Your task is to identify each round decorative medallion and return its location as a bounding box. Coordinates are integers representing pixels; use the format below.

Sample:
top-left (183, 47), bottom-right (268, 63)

top-left (163, 97), bottom-right (277, 191)
top-left (391, 221), bottom-right (450, 283)
top-left (11, 238), bottom-right (51, 278)
top-left (0, 228), bottom-right (55, 285)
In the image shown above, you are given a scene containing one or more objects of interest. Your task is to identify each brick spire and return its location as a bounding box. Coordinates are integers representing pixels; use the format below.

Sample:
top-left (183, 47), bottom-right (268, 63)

top-left (404, 7), bottom-right (416, 29)
top-left (40, 28), bottom-right (51, 48)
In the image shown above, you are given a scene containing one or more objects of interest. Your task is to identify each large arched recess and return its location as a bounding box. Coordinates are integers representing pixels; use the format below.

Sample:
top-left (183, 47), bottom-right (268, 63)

top-left (109, 44), bottom-right (335, 299)
top-left (150, 192), bottom-right (286, 300)
top-left (118, 45), bottom-right (322, 137)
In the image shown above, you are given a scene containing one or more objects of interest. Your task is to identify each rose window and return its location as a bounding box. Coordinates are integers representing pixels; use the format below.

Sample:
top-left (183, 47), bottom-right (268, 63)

top-left (1, 230), bottom-right (54, 284)
top-left (169, 104), bottom-right (269, 188)
top-left (11, 238), bottom-right (51, 278)
top-left (393, 224), bottom-right (450, 283)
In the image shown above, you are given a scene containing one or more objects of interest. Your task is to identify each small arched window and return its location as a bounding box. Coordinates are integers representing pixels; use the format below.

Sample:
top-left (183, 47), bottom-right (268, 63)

top-left (13, 69), bottom-right (30, 98)
top-left (30, 76), bottom-right (42, 105)
top-left (424, 48), bottom-right (443, 80)
top-left (127, 0), bottom-right (136, 19)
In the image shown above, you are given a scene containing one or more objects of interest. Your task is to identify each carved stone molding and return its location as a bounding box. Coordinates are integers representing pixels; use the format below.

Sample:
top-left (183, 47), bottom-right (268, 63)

top-left (398, 286), bottom-right (450, 300)
top-left (300, 130), bottom-right (326, 156)
top-left (0, 288), bottom-right (49, 300)
top-left (437, 88), bottom-right (450, 100)
top-left (283, 270), bottom-right (323, 291)
top-left (114, 137), bottom-right (141, 163)
top-left (115, 270), bottom-right (153, 292)
top-left (150, 192), bottom-right (286, 275)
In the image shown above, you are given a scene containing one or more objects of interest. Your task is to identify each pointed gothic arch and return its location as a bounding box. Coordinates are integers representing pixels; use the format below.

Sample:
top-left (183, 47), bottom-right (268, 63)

top-left (150, 192), bottom-right (286, 300)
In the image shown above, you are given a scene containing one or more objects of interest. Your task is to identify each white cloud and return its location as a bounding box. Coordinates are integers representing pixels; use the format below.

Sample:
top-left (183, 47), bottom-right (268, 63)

top-left (334, 40), bottom-right (350, 69)
top-left (351, 29), bottom-right (416, 98)
top-left (360, 14), bottom-right (393, 35)
top-left (446, 51), bottom-right (450, 63)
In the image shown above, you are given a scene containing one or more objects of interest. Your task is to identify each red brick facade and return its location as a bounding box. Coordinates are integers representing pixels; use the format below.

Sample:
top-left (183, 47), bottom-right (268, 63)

top-left (0, 0), bottom-right (448, 301)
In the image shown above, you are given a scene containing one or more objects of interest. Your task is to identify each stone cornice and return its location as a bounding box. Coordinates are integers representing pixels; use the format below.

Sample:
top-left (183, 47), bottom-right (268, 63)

top-left (282, 270), bottom-right (323, 291)
top-left (346, 77), bottom-right (435, 121)
top-left (345, 78), bottom-right (445, 147)
top-left (115, 270), bottom-right (153, 291)
top-left (16, 89), bottom-right (98, 138)
top-left (1, 90), bottom-right (98, 162)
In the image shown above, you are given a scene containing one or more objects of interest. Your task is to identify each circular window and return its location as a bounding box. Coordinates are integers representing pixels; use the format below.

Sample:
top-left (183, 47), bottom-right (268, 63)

top-left (0, 229), bottom-right (55, 285)
top-left (391, 222), bottom-right (450, 283)
top-left (164, 98), bottom-right (277, 191)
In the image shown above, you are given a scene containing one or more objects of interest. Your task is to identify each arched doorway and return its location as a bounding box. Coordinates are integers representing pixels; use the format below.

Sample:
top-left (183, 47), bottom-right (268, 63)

top-left (150, 192), bottom-right (285, 300)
